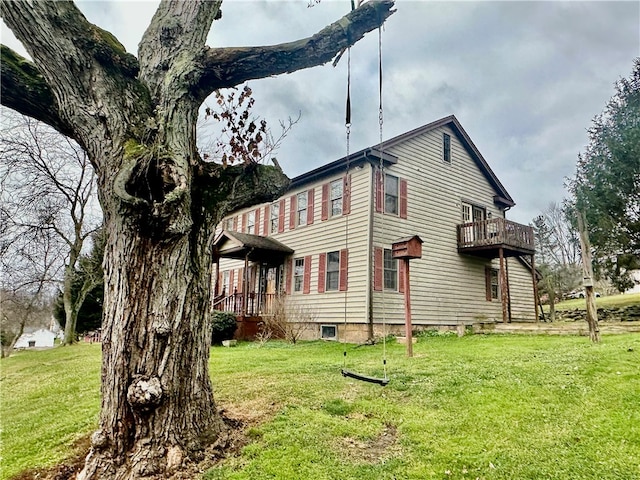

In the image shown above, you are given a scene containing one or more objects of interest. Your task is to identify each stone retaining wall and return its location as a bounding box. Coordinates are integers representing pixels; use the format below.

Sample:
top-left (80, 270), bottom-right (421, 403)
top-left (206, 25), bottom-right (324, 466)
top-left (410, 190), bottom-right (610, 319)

top-left (557, 305), bottom-right (640, 323)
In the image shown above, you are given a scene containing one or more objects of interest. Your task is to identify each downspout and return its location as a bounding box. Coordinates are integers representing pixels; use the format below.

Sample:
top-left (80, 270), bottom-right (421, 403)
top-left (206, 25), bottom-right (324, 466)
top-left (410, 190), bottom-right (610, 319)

top-left (366, 161), bottom-right (375, 340)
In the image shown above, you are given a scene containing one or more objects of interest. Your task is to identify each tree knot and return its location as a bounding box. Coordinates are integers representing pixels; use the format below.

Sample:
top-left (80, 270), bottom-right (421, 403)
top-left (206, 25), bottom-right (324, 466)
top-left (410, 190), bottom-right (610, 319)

top-left (90, 429), bottom-right (109, 450)
top-left (127, 375), bottom-right (163, 410)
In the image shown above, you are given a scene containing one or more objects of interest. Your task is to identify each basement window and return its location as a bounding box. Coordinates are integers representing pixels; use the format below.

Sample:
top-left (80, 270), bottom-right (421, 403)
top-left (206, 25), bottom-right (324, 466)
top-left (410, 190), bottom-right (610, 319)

top-left (321, 324), bottom-right (337, 340)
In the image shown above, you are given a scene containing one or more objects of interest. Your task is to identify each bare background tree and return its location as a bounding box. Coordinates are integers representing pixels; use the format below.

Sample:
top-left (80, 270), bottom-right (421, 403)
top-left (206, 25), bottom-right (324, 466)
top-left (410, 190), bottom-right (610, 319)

top-left (0, 110), bottom-right (102, 345)
top-left (0, 221), bottom-right (62, 357)
top-left (532, 202), bottom-right (582, 321)
top-left (0, 1), bottom-right (394, 477)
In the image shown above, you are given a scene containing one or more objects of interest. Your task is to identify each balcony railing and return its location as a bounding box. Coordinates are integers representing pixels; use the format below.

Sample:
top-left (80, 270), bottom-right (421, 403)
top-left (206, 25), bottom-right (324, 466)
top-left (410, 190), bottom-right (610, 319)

top-left (213, 292), bottom-right (279, 317)
top-left (457, 218), bottom-right (535, 254)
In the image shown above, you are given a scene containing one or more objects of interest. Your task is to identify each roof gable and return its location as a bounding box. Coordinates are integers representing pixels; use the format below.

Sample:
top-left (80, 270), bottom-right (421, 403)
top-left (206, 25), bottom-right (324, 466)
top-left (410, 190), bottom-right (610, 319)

top-left (291, 115), bottom-right (514, 208)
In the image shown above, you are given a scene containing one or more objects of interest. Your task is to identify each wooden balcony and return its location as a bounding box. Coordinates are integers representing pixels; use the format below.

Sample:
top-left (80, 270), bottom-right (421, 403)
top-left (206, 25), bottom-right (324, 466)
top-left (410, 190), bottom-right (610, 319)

top-left (457, 218), bottom-right (535, 258)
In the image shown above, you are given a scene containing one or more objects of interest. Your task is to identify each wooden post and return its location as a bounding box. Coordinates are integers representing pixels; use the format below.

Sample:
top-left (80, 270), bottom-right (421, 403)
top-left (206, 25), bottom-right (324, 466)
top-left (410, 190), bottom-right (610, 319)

top-left (576, 210), bottom-right (600, 343)
top-left (531, 254), bottom-right (539, 323)
top-left (499, 248), bottom-right (508, 323)
top-left (403, 258), bottom-right (413, 357)
top-left (242, 254), bottom-right (249, 317)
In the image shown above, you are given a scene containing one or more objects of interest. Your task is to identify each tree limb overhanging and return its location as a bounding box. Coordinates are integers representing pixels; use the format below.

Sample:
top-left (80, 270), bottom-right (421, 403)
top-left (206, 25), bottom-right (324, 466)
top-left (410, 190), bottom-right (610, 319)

top-left (193, 0), bottom-right (396, 99)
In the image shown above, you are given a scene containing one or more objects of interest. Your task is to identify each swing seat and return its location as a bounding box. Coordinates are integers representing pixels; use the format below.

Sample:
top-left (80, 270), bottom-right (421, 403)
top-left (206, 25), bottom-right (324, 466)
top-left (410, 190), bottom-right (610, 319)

top-left (341, 369), bottom-right (389, 386)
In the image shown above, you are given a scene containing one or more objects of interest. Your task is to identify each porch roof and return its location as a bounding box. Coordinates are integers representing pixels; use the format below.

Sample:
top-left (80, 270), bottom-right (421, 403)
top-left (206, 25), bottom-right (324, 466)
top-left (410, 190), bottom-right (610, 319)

top-left (213, 230), bottom-right (293, 264)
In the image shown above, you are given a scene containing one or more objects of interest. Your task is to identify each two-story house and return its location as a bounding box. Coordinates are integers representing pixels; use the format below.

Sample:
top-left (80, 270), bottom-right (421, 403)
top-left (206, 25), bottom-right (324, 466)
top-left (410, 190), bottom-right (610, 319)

top-left (213, 115), bottom-right (538, 342)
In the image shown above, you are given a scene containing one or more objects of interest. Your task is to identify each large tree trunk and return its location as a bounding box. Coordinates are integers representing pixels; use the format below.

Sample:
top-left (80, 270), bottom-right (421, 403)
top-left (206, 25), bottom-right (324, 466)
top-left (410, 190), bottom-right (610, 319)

top-left (79, 209), bottom-right (220, 479)
top-left (0, 1), bottom-right (395, 478)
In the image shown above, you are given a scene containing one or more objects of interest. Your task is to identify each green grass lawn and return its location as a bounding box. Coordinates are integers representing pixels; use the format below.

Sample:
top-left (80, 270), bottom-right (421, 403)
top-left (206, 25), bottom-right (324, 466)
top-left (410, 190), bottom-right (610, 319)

top-left (555, 292), bottom-right (640, 311)
top-left (2, 334), bottom-right (640, 480)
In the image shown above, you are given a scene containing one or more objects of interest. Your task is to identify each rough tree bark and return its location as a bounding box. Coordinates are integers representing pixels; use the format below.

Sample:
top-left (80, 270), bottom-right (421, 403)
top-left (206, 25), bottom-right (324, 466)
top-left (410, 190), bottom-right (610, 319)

top-left (1, 1), bottom-right (395, 478)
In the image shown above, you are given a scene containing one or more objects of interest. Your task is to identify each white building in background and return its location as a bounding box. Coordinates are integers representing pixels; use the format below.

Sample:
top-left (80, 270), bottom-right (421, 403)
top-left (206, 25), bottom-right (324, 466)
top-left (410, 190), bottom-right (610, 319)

top-left (14, 328), bottom-right (56, 349)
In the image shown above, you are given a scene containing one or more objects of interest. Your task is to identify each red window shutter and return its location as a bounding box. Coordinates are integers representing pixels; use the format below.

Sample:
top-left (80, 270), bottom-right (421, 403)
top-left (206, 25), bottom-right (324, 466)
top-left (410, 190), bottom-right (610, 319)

top-left (233, 215), bottom-right (238, 231)
top-left (263, 205), bottom-right (270, 235)
top-left (229, 269), bottom-right (235, 292)
top-left (255, 208), bottom-right (261, 236)
top-left (321, 183), bottom-right (329, 221)
top-left (307, 188), bottom-right (315, 225)
top-left (241, 213), bottom-right (247, 233)
top-left (339, 248), bottom-right (349, 292)
top-left (303, 255), bottom-right (312, 294)
top-left (237, 268), bottom-right (244, 293)
top-left (318, 253), bottom-right (326, 293)
top-left (400, 179), bottom-right (408, 219)
top-left (285, 258), bottom-right (292, 295)
top-left (343, 174), bottom-right (351, 215)
top-left (374, 247), bottom-right (383, 291)
top-left (278, 199), bottom-right (285, 233)
top-left (398, 259), bottom-right (405, 293)
top-left (485, 266), bottom-right (492, 301)
top-left (289, 195), bottom-right (297, 230)
top-left (375, 170), bottom-right (384, 213)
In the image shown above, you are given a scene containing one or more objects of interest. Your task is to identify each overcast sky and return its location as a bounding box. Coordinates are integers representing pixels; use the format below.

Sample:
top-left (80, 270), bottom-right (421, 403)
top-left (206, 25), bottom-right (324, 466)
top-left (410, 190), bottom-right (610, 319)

top-left (2, 1), bottom-right (638, 224)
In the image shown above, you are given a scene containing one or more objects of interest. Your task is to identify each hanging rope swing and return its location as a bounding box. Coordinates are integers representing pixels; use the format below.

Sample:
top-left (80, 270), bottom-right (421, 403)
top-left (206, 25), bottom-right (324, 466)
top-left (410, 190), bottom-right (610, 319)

top-left (340, 23), bottom-right (389, 387)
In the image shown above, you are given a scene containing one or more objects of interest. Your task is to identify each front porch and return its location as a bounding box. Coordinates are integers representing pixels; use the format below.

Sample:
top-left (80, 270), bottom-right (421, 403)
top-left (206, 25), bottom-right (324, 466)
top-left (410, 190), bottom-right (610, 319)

top-left (213, 230), bottom-right (293, 333)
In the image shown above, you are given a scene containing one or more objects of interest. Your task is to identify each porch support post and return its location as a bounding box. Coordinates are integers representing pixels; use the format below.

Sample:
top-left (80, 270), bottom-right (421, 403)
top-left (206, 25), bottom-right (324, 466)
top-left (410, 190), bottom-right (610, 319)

top-left (243, 254), bottom-right (249, 317)
top-left (499, 248), bottom-right (508, 323)
top-left (403, 258), bottom-right (413, 358)
top-left (531, 254), bottom-right (539, 323)
top-left (213, 256), bottom-right (220, 298)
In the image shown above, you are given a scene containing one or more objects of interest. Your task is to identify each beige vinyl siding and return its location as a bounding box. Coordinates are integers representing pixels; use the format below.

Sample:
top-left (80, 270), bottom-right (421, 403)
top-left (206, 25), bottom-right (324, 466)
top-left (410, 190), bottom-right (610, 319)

top-left (217, 165), bottom-right (373, 328)
top-left (275, 166), bottom-right (371, 326)
top-left (507, 258), bottom-right (537, 322)
top-left (371, 125), bottom-right (516, 327)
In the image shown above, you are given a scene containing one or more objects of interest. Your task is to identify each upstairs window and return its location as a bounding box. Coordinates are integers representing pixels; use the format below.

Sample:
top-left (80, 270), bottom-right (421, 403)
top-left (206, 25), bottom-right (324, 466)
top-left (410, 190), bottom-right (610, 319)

top-left (246, 211), bottom-right (255, 234)
top-left (270, 202), bottom-right (279, 234)
top-left (226, 217), bottom-right (234, 231)
top-left (330, 179), bottom-right (343, 217)
top-left (297, 192), bottom-right (308, 227)
top-left (443, 132), bottom-right (451, 163)
top-left (385, 174), bottom-right (399, 215)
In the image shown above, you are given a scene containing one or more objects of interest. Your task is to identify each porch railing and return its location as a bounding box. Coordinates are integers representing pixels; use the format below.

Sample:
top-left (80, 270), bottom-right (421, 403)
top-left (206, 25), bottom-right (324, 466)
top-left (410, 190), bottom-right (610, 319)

top-left (457, 218), bottom-right (535, 252)
top-left (212, 292), bottom-right (279, 317)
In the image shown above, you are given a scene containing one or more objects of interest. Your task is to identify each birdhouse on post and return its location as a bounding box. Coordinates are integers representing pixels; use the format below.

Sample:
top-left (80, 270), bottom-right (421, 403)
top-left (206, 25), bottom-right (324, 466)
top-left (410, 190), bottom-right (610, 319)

top-left (391, 235), bottom-right (423, 357)
top-left (392, 235), bottom-right (423, 260)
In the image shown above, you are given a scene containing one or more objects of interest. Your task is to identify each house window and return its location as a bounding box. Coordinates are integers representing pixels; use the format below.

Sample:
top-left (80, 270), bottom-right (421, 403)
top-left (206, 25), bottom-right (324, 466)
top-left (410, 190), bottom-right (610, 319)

top-left (385, 174), bottom-right (399, 215)
top-left (270, 202), bottom-right (279, 233)
top-left (222, 271), bottom-right (230, 295)
top-left (384, 249), bottom-right (397, 290)
top-left (297, 192), bottom-right (307, 226)
top-left (294, 258), bottom-right (304, 292)
top-left (321, 324), bottom-right (337, 340)
top-left (247, 211), bottom-right (255, 234)
top-left (226, 217), bottom-right (234, 231)
top-left (443, 133), bottom-right (451, 163)
top-left (330, 179), bottom-right (343, 217)
top-left (490, 268), bottom-right (499, 300)
top-left (326, 251), bottom-right (340, 291)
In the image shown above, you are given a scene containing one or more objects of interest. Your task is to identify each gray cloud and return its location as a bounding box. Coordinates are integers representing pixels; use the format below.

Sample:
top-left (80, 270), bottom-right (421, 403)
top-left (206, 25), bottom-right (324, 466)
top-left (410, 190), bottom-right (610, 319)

top-left (3, 0), bottom-right (638, 225)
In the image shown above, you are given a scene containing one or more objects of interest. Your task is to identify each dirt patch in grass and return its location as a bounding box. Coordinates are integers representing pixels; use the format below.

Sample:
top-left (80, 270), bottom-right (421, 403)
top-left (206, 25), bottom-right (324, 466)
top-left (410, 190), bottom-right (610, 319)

top-left (340, 423), bottom-right (400, 463)
top-left (8, 412), bottom-right (250, 480)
